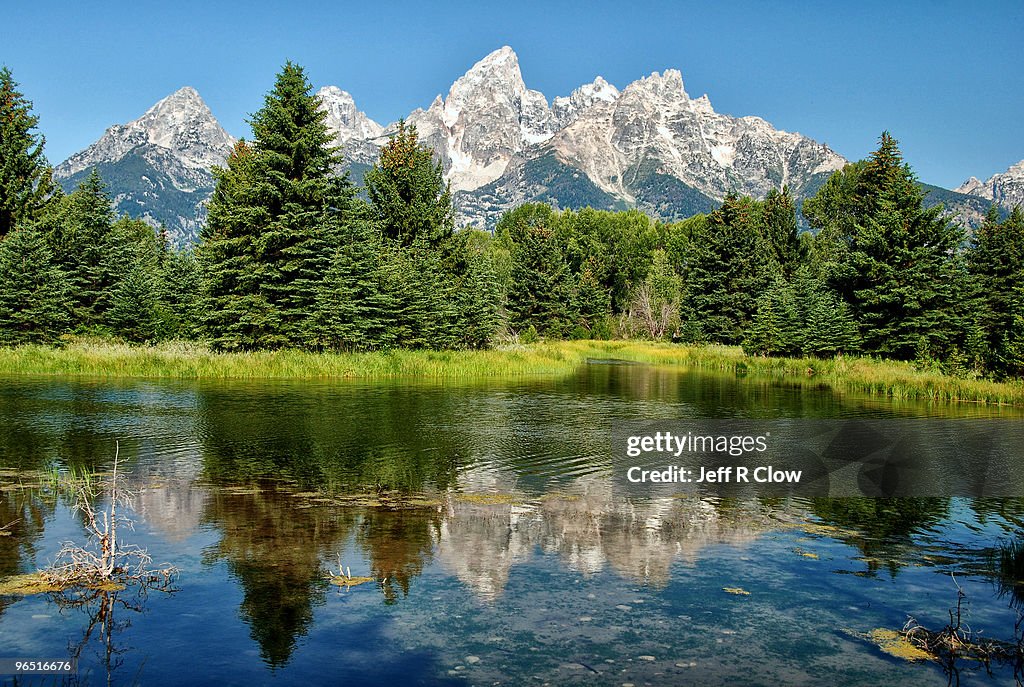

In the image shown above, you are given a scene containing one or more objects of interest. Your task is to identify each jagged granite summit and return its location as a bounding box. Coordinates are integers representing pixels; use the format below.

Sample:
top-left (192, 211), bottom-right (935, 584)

top-left (957, 160), bottom-right (1024, 212)
top-left (54, 87), bottom-right (236, 246)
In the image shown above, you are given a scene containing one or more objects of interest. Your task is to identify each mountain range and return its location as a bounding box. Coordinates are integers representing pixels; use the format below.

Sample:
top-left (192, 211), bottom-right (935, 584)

top-left (52, 47), bottom-right (1022, 246)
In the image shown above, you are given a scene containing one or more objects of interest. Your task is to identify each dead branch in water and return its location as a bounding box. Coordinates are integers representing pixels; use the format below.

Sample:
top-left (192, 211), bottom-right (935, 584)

top-left (41, 443), bottom-right (176, 593)
top-left (901, 574), bottom-right (1024, 682)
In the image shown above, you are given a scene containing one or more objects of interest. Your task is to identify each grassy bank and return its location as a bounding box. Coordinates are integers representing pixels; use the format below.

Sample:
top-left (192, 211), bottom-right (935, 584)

top-left (0, 338), bottom-right (1022, 405)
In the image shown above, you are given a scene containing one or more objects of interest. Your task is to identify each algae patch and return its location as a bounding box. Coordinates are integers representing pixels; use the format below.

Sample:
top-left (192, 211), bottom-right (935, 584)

top-left (0, 573), bottom-right (62, 595)
top-left (845, 628), bottom-right (932, 662)
top-left (329, 575), bottom-right (374, 588)
top-left (0, 572), bottom-right (128, 596)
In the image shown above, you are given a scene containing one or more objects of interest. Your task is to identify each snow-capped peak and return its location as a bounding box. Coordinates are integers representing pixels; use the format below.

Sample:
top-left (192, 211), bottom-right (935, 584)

top-left (552, 76), bottom-right (621, 127)
top-left (317, 85), bottom-right (383, 144)
top-left (56, 86), bottom-right (235, 178)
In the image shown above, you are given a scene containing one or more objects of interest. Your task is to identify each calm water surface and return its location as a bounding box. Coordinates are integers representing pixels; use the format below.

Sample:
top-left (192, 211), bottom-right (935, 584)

top-left (1, 364), bottom-right (1023, 685)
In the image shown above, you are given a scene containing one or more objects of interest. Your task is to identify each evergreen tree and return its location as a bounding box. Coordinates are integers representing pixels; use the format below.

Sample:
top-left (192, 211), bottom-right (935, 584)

top-left (966, 205), bottom-right (1024, 375)
top-left (310, 222), bottom-right (389, 351)
top-left (106, 256), bottom-right (161, 343)
top-left (743, 279), bottom-right (800, 356)
top-left (806, 133), bottom-right (966, 361)
top-left (760, 187), bottom-right (803, 278)
top-left (457, 248), bottom-right (503, 348)
top-left (365, 120), bottom-right (454, 249)
top-left (684, 194), bottom-right (772, 344)
top-left (572, 258), bottom-right (613, 338)
top-left (157, 248), bottom-right (201, 339)
top-left (197, 140), bottom-right (277, 350)
top-left (0, 67), bottom-right (59, 238)
top-left (250, 62), bottom-right (354, 348)
top-left (46, 169), bottom-right (119, 328)
top-left (198, 62), bottom-right (356, 350)
top-left (498, 205), bottom-right (576, 337)
top-left (0, 227), bottom-right (70, 345)
top-left (793, 272), bottom-right (860, 357)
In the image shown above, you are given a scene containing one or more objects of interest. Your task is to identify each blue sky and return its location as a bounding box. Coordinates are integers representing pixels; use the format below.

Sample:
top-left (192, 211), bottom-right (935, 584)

top-left (4, 0), bottom-right (1022, 188)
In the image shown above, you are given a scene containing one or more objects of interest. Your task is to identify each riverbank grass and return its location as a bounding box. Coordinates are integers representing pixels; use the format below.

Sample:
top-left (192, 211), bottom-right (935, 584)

top-left (0, 338), bottom-right (1021, 405)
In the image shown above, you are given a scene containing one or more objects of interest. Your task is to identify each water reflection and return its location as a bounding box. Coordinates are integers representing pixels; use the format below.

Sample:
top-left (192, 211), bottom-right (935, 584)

top-left (1, 364), bottom-right (1023, 684)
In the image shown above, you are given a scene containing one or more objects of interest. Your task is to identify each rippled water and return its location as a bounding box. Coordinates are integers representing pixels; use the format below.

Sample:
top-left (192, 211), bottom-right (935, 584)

top-left (1, 364), bottom-right (1023, 685)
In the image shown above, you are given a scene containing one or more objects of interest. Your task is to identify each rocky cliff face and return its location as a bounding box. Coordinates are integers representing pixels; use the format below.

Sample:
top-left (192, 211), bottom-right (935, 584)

top-left (957, 160), bottom-right (1024, 212)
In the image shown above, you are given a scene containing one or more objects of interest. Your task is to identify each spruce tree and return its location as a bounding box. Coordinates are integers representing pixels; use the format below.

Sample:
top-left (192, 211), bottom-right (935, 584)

top-left (250, 62), bottom-right (353, 347)
top-left (457, 248), bottom-right (503, 348)
top-left (365, 120), bottom-right (454, 249)
top-left (793, 272), bottom-right (860, 357)
top-left (199, 63), bottom-right (356, 350)
top-left (310, 222), bottom-right (389, 351)
top-left (46, 169), bottom-right (119, 329)
top-left (743, 279), bottom-right (800, 356)
top-left (498, 205), bottom-right (576, 337)
top-left (0, 67), bottom-right (59, 239)
top-left (760, 187), bottom-right (803, 278)
top-left (684, 194), bottom-right (772, 344)
top-left (157, 248), bottom-right (201, 339)
top-left (107, 257), bottom-right (161, 343)
top-left (0, 227), bottom-right (70, 345)
top-left (966, 205), bottom-right (1024, 375)
top-left (198, 140), bottom-right (277, 350)
top-left (806, 133), bottom-right (966, 361)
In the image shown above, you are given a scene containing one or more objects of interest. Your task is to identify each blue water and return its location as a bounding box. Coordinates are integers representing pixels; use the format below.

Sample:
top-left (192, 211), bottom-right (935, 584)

top-left (0, 364), bottom-right (1021, 685)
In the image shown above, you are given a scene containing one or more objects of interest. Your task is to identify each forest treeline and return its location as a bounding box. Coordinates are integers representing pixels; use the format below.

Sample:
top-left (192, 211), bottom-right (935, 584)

top-left (1, 63), bottom-right (1023, 379)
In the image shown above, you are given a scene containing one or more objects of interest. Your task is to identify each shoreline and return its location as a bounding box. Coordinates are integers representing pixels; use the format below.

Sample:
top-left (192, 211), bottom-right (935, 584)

top-left (0, 339), bottom-right (1021, 406)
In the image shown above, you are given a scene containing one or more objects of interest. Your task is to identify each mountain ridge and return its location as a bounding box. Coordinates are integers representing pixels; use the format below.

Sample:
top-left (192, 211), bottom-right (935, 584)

top-left (53, 47), bottom-right (1010, 244)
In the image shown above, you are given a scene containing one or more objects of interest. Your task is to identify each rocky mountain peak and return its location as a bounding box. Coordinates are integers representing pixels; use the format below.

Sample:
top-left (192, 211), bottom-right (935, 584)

top-left (627, 69), bottom-right (689, 101)
top-left (956, 159), bottom-right (1024, 209)
top-left (316, 86), bottom-right (383, 145)
top-left (56, 86), bottom-right (235, 179)
top-left (552, 76), bottom-right (620, 127)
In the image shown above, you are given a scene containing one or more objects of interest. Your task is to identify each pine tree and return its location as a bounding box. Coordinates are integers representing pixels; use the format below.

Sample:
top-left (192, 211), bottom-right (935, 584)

top-left (572, 258), bottom-right (613, 338)
top-left (684, 194), bottom-right (772, 344)
top-left (0, 227), bottom-right (70, 345)
top-left (157, 248), bottom-right (201, 339)
top-left (46, 169), bottom-right (119, 329)
top-left (0, 67), bottom-right (59, 239)
top-left (106, 256), bottom-right (161, 343)
top-left (365, 120), bottom-right (454, 250)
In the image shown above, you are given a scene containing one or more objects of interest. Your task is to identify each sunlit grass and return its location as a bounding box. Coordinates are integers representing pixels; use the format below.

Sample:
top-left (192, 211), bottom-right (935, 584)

top-left (0, 337), bottom-right (1021, 405)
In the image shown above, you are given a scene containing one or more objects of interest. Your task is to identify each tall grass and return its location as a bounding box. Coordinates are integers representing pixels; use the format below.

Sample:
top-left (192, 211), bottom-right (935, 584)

top-left (0, 337), bottom-right (1021, 406)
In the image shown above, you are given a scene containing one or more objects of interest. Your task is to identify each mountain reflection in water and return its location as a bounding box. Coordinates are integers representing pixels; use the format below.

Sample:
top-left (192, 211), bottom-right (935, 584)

top-left (0, 363), bottom-right (1022, 685)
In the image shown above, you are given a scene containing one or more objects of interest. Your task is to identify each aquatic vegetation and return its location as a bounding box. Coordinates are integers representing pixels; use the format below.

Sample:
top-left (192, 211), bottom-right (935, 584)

top-left (902, 577), bottom-right (1024, 671)
top-left (325, 558), bottom-right (374, 588)
top-left (865, 628), bottom-right (933, 662)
